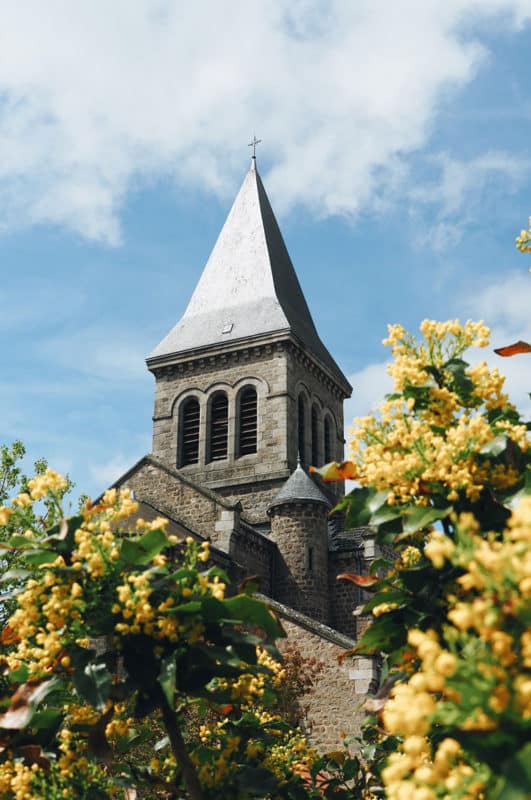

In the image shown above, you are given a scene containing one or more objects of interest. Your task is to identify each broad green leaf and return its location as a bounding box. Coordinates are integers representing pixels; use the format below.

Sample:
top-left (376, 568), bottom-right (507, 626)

top-left (119, 528), bottom-right (168, 566)
top-left (494, 742), bottom-right (531, 800)
top-left (236, 765), bottom-right (278, 795)
top-left (355, 615), bottom-right (403, 655)
top-left (73, 663), bottom-right (111, 710)
top-left (222, 595), bottom-right (285, 641)
top-left (23, 550), bottom-right (57, 566)
top-left (363, 590), bottom-right (409, 613)
top-left (343, 487), bottom-right (376, 528)
top-left (370, 504), bottom-right (404, 527)
top-left (403, 505), bottom-right (451, 533)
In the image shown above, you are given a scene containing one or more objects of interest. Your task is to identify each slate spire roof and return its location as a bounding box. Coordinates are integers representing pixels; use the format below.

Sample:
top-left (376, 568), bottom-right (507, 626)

top-left (147, 158), bottom-right (350, 392)
top-left (267, 459), bottom-right (331, 513)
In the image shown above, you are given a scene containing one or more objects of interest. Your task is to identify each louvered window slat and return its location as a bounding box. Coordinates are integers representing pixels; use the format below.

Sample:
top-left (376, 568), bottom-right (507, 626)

top-left (239, 388), bottom-right (257, 455)
top-left (210, 394), bottom-right (228, 461)
top-left (181, 399), bottom-right (200, 466)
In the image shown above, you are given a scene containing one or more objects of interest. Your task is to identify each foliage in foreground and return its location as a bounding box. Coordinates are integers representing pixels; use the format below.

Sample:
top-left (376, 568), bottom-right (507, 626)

top-left (0, 478), bottom-right (324, 799)
top-left (315, 318), bottom-right (531, 798)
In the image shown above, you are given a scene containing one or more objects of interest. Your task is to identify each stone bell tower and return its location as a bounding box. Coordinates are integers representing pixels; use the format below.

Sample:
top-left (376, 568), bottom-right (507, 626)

top-left (145, 157), bottom-right (352, 525)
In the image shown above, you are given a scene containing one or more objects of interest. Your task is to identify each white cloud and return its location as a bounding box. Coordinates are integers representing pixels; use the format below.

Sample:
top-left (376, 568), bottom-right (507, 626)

top-left (88, 455), bottom-right (133, 487)
top-left (344, 360), bottom-right (392, 435)
top-left (1, 1), bottom-right (531, 241)
top-left (411, 152), bottom-right (531, 250)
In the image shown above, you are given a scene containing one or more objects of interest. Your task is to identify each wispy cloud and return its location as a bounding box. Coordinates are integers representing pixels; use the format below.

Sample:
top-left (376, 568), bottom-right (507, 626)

top-left (410, 151), bottom-right (531, 251)
top-left (0, 1), bottom-right (531, 242)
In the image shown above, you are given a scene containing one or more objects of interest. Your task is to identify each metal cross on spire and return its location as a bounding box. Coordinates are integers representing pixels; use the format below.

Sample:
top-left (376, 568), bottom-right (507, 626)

top-left (248, 135), bottom-right (262, 159)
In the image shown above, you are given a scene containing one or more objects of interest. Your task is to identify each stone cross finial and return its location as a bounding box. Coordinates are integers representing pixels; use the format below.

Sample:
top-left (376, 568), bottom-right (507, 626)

top-left (248, 135), bottom-right (262, 159)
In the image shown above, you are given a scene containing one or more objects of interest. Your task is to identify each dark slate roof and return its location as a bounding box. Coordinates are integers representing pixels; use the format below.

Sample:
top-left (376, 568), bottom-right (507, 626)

top-left (328, 527), bottom-right (367, 552)
top-left (147, 159), bottom-right (351, 395)
top-left (267, 462), bottom-right (331, 512)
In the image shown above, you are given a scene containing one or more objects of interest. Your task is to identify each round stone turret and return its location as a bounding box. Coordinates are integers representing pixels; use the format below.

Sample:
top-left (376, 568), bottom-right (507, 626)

top-left (267, 461), bottom-right (330, 623)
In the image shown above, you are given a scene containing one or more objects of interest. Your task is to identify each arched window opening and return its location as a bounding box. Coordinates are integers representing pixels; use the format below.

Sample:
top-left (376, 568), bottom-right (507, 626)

top-left (298, 394), bottom-right (306, 465)
top-left (324, 416), bottom-right (333, 463)
top-left (238, 387), bottom-right (257, 456)
top-left (311, 405), bottom-right (319, 467)
top-left (209, 392), bottom-right (229, 461)
top-left (180, 398), bottom-right (200, 466)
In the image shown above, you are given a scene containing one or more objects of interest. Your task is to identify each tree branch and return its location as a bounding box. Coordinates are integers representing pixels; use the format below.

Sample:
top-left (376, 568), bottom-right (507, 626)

top-left (160, 700), bottom-right (204, 800)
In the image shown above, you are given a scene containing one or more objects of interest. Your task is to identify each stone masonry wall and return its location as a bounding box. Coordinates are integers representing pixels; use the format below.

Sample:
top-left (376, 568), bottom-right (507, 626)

top-left (329, 550), bottom-right (363, 639)
top-left (263, 600), bottom-right (374, 753)
top-left (269, 502), bottom-right (329, 623)
top-left (116, 458), bottom-right (233, 541)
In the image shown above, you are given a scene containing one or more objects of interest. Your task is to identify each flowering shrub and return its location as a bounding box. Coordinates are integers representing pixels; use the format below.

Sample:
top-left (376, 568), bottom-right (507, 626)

top-left (382, 499), bottom-right (531, 799)
top-left (0, 479), bottom-right (320, 799)
top-left (313, 318), bottom-right (530, 798)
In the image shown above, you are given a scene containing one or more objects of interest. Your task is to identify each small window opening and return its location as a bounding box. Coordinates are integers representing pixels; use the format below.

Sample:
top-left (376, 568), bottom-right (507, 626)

top-left (308, 546), bottom-right (314, 571)
top-left (298, 394), bottom-right (306, 465)
top-left (311, 405), bottom-right (319, 467)
top-left (210, 393), bottom-right (229, 461)
top-left (180, 398), bottom-right (200, 466)
top-left (238, 387), bottom-right (257, 455)
top-left (324, 416), bottom-right (333, 463)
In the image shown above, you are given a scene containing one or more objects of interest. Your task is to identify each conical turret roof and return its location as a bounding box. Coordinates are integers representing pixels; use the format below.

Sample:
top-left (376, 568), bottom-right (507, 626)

top-left (147, 159), bottom-right (350, 393)
top-left (267, 460), bottom-right (331, 513)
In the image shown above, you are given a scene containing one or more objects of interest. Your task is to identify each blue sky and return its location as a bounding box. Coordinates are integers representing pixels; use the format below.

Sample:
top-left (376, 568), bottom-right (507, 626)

top-left (1, 1), bottom-right (531, 506)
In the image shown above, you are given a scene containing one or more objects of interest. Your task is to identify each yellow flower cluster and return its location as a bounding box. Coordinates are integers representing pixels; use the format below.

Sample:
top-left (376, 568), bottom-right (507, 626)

top-left (350, 320), bottom-right (527, 506)
top-left (516, 217), bottom-right (531, 252)
top-left (383, 499), bottom-right (531, 798)
top-left (112, 542), bottom-right (222, 643)
top-left (257, 646), bottom-right (286, 685)
top-left (27, 468), bottom-right (68, 500)
top-left (6, 573), bottom-right (84, 674)
top-left (0, 761), bottom-right (35, 800)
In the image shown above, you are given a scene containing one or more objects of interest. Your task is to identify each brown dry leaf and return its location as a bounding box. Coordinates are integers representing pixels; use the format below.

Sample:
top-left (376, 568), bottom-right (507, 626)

top-left (1, 625), bottom-right (20, 645)
top-left (337, 573), bottom-right (379, 588)
top-left (19, 744), bottom-right (50, 768)
top-left (309, 461), bottom-right (358, 482)
top-left (494, 340), bottom-right (531, 357)
top-left (0, 679), bottom-right (52, 730)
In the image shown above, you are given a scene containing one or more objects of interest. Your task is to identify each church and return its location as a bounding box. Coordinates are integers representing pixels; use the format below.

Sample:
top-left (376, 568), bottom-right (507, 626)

top-left (112, 155), bottom-right (378, 751)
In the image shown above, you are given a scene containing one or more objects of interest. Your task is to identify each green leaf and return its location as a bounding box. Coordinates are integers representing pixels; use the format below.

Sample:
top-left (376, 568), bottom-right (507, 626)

top-left (363, 590), bottom-right (409, 613)
top-left (403, 505), bottom-right (451, 533)
top-left (222, 595), bottom-right (285, 641)
top-left (158, 654), bottom-right (176, 706)
top-left (355, 615), bottom-right (404, 655)
top-left (495, 742), bottom-right (531, 800)
top-left (73, 663), bottom-right (111, 710)
top-left (23, 550), bottom-right (57, 566)
top-left (119, 528), bottom-right (168, 566)
top-left (343, 487), bottom-right (376, 528)
top-left (370, 504), bottom-right (404, 527)
top-left (236, 766), bottom-right (278, 796)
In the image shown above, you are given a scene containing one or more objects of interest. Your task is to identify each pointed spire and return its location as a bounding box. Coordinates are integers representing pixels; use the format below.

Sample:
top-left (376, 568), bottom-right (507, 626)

top-left (147, 161), bottom-right (350, 392)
